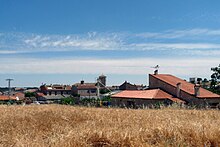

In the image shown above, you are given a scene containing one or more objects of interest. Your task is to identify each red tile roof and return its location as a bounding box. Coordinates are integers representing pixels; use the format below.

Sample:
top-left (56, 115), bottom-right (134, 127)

top-left (45, 85), bottom-right (72, 90)
top-left (13, 92), bottom-right (25, 100)
top-left (112, 89), bottom-right (185, 103)
top-left (74, 83), bottom-right (97, 90)
top-left (65, 86), bottom-right (72, 90)
top-left (77, 85), bottom-right (97, 90)
top-left (36, 92), bottom-right (45, 97)
top-left (150, 74), bottom-right (220, 98)
top-left (0, 95), bottom-right (17, 101)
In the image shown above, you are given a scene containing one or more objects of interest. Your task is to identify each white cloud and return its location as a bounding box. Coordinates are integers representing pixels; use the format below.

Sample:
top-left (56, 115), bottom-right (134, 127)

top-left (129, 43), bottom-right (220, 50)
top-left (1, 30), bottom-right (220, 56)
top-left (185, 50), bottom-right (220, 56)
top-left (0, 57), bottom-right (218, 78)
top-left (23, 33), bottom-right (122, 50)
top-left (136, 28), bottom-right (220, 39)
top-left (0, 50), bottom-right (23, 54)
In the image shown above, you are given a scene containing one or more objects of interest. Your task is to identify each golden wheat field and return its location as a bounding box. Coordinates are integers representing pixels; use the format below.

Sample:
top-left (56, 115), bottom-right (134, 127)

top-left (0, 105), bottom-right (219, 147)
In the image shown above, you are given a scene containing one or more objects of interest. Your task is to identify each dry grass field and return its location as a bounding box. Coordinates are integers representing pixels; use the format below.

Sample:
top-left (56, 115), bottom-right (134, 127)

top-left (0, 105), bottom-right (219, 147)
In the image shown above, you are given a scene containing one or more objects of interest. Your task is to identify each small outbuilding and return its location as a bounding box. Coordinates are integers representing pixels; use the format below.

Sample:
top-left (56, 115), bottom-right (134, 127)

top-left (111, 89), bottom-right (184, 108)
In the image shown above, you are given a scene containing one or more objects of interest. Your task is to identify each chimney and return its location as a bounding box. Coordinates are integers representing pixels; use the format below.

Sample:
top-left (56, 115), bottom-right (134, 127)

top-left (154, 70), bottom-right (158, 75)
top-left (176, 82), bottom-right (181, 97)
top-left (194, 84), bottom-right (201, 97)
top-left (80, 80), bottom-right (84, 84)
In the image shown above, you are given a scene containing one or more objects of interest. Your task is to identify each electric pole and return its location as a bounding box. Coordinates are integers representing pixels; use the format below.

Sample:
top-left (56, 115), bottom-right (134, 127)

top-left (6, 78), bottom-right (14, 100)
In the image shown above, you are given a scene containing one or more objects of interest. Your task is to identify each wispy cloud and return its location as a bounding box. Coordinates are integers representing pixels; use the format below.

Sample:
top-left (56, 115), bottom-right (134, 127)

top-left (136, 28), bottom-right (220, 39)
top-left (23, 32), bottom-right (122, 50)
top-left (0, 57), bottom-right (218, 78)
top-left (1, 29), bottom-right (220, 56)
top-left (129, 43), bottom-right (220, 50)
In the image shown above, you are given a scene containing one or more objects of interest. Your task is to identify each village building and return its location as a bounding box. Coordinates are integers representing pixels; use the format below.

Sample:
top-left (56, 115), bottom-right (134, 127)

top-left (112, 70), bottom-right (220, 108)
top-left (0, 95), bottom-right (18, 103)
top-left (72, 74), bottom-right (107, 99)
top-left (119, 81), bottom-right (146, 90)
top-left (40, 84), bottom-right (72, 96)
top-left (12, 92), bottom-right (25, 101)
top-left (72, 80), bottom-right (97, 99)
top-left (119, 81), bottom-right (137, 90)
top-left (149, 71), bottom-right (220, 107)
top-left (36, 93), bottom-right (67, 102)
top-left (98, 74), bottom-right (107, 87)
top-left (38, 84), bottom-right (72, 102)
top-left (111, 89), bottom-right (184, 108)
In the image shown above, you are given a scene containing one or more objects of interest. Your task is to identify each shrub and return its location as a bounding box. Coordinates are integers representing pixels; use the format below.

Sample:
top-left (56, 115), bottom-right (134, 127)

top-left (60, 97), bottom-right (75, 105)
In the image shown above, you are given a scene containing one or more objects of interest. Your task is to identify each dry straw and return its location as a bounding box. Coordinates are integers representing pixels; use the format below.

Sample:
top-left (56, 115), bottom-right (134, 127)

top-left (0, 105), bottom-right (219, 146)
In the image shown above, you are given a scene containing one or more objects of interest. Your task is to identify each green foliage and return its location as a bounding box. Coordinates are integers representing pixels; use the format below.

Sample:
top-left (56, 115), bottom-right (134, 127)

top-left (72, 93), bottom-right (80, 97)
top-left (25, 92), bottom-right (36, 98)
top-left (207, 88), bottom-right (220, 95)
top-left (197, 78), bottom-right (202, 84)
top-left (80, 98), bottom-right (97, 106)
top-left (102, 96), bottom-right (111, 102)
top-left (61, 97), bottom-right (75, 105)
top-left (206, 64), bottom-right (220, 95)
top-left (210, 64), bottom-right (220, 88)
top-left (100, 89), bottom-right (109, 94)
top-left (79, 98), bottom-right (111, 107)
top-left (202, 78), bottom-right (208, 83)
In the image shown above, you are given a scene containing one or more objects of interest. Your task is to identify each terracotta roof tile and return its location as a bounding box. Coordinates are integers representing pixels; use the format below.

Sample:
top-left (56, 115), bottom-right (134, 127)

top-left (74, 83), bottom-right (97, 90)
top-left (150, 74), bottom-right (220, 98)
top-left (77, 85), bottom-right (97, 90)
top-left (0, 95), bottom-right (17, 101)
top-left (36, 92), bottom-right (45, 97)
top-left (13, 92), bottom-right (25, 100)
top-left (168, 97), bottom-right (186, 103)
top-left (111, 89), bottom-right (184, 103)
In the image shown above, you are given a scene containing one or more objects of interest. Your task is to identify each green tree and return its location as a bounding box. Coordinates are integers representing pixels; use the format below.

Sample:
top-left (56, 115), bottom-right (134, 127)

top-left (197, 78), bottom-right (202, 84)
top-left (60, 97), bottom-right (75, 105)
top-left (25, 92), bottom-right (36, 98)
top-left (100, 89), bottom-right (109, 94)
top-left (210, 64), bottom-right (220, 89)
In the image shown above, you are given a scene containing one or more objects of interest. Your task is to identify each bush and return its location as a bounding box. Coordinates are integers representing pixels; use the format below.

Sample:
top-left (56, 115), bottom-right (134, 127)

top-left (102, 96), bottom-right (111, 102)
top-left (60, 97), bottom-right (75, 105)
top-left (25, 92), bottom-right (36, 98)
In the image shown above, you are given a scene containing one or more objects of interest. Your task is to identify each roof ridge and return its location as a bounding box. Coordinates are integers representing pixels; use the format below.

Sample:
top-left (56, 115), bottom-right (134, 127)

top-left (152, 89), bottom-right (160, 99)
top-left (151, 74), bottom-right (220, 98)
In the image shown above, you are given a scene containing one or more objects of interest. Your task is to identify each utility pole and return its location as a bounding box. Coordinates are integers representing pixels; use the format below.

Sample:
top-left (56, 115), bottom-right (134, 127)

top-left (6, 78), bottom-right (14, 100)
top-left (97, 79), bottom-right (100, 99)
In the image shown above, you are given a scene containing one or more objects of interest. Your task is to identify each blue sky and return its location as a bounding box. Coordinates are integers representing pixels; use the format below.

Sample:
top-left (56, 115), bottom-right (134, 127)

top-left (0, 0), bottom-right (220, 87)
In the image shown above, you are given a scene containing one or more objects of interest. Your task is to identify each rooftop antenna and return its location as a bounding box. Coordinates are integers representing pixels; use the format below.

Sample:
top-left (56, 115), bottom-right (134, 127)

top-left (6, 78), bottom-right (14, 100)
top-left (151, 65), bottom-right (160, 75)
top-left (151, 65), bottom-right (160, 70)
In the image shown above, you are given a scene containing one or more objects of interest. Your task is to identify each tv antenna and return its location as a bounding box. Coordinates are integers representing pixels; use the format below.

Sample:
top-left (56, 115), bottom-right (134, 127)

top-left (151, 65), bottom-right (160, 70)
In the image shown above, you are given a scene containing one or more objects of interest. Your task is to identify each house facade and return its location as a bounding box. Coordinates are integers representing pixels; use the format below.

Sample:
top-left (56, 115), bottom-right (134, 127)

top-left (119, 81), bottom-right (138, 90)
top-left (111, 89), bottom-right (184, 108)
top-left (40, 84), bottom-right (72, 96)
top-left (72, 80), bottom-right (97, 99)
top-left (149, 71), bottom-right (220, 107)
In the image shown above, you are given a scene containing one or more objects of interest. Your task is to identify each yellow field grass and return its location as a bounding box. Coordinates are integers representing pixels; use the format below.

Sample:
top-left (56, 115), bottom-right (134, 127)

top-left (0, 105), bottom-right (219, 147)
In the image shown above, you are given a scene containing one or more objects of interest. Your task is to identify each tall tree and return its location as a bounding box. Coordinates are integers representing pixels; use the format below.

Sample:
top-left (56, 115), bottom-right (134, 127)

top-left (210, 64), bottom-right (220, 89)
